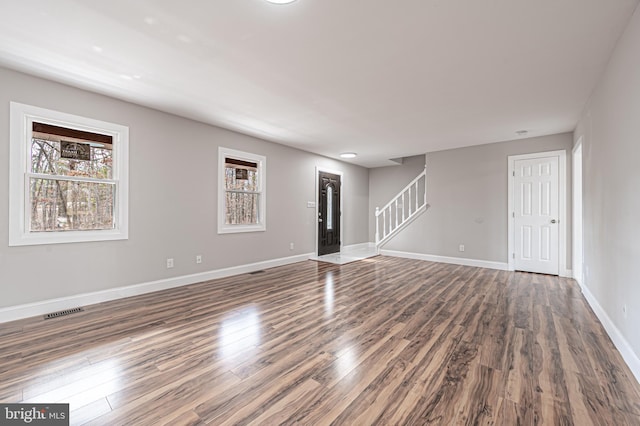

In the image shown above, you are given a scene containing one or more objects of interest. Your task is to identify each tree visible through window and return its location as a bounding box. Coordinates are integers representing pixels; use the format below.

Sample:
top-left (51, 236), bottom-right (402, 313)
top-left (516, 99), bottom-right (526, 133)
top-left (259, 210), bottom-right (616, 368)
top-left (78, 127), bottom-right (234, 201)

top-left (224, 158), bottom-right (259, 225)
top-left (30, 123), bottom-right (115, 232)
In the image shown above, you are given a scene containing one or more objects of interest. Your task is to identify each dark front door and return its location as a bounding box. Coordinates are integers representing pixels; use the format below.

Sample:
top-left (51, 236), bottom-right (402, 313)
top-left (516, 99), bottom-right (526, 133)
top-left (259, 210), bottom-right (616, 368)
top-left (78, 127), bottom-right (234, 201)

top-left (318, 171), bottom-right (341, 256)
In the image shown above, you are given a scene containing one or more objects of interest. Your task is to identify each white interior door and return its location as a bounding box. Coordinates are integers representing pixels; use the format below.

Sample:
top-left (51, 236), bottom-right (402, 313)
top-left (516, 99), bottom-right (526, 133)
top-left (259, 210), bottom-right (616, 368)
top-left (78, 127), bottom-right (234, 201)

top-left (514, 156), bottom-right (559, 275)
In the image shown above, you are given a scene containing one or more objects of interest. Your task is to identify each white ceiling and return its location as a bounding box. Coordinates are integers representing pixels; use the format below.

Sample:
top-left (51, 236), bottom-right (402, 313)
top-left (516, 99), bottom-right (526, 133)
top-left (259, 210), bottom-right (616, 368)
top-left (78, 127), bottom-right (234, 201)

top-left (1, 0), bottom-right (638, 167)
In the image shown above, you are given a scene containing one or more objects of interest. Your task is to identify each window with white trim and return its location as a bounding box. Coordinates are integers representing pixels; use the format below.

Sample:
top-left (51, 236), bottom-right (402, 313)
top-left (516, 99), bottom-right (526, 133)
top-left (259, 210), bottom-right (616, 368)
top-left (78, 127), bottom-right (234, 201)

top-left (218, 147), bottom-right (266, 234)
top-left (9, 102), bottom-right (129, 246)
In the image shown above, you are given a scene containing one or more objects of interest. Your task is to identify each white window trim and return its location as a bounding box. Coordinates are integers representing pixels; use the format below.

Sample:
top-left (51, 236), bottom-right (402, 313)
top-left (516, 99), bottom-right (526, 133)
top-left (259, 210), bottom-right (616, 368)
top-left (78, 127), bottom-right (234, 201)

top-left (218, 147), bottom-right (266, 234)
top-left (9, 102), bottom-right (129, 246)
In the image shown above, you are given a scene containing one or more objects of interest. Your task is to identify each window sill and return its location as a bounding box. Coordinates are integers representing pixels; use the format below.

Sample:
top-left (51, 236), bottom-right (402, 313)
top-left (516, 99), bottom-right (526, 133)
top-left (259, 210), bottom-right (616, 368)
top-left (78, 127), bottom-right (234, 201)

top-left (9, 228), bottom-right (128, 246)
top-left (217, 224), bottom-right (266, 234)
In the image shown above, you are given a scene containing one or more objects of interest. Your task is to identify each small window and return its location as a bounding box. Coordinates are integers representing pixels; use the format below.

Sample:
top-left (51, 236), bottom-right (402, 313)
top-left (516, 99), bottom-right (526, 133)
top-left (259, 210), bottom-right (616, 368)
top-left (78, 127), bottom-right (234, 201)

top-left (326, 186), bottom-right (333, 230)
top-left (218, 147), bottom-right (266, 234)
top-left (9, 103), bottom-right (129, 246)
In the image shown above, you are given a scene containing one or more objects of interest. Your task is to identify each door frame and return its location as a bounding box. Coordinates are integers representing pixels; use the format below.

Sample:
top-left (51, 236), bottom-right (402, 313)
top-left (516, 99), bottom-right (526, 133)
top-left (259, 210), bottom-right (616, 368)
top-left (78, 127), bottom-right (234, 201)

top-left (315, 167), bottom-right (344, 257)
top-left (507, 150), bottom-right (568, 276)
top-left (572, 138), bottom-right (583, 285)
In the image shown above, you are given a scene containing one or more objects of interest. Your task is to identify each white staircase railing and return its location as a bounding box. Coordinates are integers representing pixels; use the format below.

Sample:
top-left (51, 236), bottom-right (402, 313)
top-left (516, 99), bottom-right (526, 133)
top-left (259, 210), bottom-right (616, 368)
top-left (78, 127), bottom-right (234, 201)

top-left (375, 165), bottom-right (428, 247)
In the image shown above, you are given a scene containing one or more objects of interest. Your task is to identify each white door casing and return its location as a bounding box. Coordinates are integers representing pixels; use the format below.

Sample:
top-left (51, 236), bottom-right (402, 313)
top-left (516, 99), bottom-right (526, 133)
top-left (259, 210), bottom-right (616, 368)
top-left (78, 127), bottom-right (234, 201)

top-left (572, 140), bottom-right (583, 285)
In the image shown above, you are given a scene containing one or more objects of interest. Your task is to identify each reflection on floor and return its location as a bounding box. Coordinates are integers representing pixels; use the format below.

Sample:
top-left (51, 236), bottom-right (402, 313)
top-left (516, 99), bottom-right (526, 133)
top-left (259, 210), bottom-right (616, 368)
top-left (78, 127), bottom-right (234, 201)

top-left (309, 244), bottom-right (378, 265)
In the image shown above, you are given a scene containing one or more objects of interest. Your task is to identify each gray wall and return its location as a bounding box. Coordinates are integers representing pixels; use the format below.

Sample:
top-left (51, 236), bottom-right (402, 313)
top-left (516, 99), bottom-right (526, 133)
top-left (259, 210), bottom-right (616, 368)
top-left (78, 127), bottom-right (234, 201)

top-left (370, 134), bottom-right (573, 264)
top-left (0, 67), bottom-right (369, 308)
top-left (573, 4), bottom-right (640, 358)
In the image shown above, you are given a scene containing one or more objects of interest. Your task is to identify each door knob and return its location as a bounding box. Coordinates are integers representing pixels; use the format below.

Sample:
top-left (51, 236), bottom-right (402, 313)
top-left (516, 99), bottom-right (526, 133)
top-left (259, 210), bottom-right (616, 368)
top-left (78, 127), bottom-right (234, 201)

top-left (319, 219), bottom-right (323, 222)
top-left (550, 219), bottom-right (557, 224)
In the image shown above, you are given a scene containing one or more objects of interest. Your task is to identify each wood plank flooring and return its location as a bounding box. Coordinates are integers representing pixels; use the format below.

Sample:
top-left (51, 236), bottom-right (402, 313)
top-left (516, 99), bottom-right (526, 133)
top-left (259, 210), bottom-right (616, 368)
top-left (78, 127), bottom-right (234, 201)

top-left (1, 256), bottom-right (639, 425)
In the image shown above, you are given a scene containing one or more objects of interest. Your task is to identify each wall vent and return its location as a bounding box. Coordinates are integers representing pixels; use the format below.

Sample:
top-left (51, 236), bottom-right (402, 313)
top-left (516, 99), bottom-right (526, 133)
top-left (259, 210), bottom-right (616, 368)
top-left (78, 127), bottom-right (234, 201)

top-left (44, 307), bottom-right (84, 320)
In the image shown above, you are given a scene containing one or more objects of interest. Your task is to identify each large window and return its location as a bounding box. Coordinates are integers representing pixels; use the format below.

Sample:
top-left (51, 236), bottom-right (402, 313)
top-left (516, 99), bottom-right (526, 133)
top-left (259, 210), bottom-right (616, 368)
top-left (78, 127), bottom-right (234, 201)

top-left (9, 102), bottom-right (129, 246)
top-left (218, 147), bottom-right (266, 234)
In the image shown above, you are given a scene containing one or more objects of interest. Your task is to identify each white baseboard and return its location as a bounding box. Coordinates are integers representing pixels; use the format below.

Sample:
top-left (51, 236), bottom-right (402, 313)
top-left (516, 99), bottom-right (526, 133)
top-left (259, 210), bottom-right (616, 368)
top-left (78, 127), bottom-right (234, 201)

top-left (578, 282), bottom-right (640, 384)
top-left (0, 253), bottom-right (313, 324)
top-left (379, 249), bottom-right (509, 271)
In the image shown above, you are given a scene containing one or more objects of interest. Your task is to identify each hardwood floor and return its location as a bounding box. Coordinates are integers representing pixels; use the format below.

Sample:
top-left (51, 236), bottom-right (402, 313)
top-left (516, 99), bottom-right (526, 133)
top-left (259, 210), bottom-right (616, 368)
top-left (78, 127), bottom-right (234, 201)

top-left (1, 256), bottom-right (639, 425)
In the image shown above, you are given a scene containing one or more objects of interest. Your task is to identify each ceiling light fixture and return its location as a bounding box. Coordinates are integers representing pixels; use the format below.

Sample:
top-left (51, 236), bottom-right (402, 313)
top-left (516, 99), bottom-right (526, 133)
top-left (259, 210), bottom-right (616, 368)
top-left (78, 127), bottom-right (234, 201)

top-left (340, 152), bottom-right (357, 159)
top-left (265, 0), bottom-right (297, 4)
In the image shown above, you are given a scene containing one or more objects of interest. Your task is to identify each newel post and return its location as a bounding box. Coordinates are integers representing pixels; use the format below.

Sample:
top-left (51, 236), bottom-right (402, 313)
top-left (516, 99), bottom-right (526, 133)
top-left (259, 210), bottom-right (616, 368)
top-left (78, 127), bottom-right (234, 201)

top-left (375, 207), bottom-right (380, 245)
top-left (424, 164), bottom-right (427, 206)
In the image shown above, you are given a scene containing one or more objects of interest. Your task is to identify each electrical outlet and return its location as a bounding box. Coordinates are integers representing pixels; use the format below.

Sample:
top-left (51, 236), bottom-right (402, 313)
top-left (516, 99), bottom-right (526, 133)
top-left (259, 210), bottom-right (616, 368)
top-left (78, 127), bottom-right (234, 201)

top-left (166, 258), bottom-right (174, 269)
top-left (290, 242), bottom-right (294, 250)
top-left (196, 255), bottom-right (202, 264)
top-left (459, 244), bottom-right (465, 252)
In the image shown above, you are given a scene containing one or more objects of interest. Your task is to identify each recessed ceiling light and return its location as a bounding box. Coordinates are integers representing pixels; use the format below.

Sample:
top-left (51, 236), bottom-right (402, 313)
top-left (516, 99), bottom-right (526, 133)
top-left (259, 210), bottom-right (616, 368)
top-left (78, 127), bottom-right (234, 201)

top-left (265, 0), bottom-right (297, 4)
top-left (516, 130), bottom-right (528, 136)
top-left (340, 152), bottom-right (357, 159)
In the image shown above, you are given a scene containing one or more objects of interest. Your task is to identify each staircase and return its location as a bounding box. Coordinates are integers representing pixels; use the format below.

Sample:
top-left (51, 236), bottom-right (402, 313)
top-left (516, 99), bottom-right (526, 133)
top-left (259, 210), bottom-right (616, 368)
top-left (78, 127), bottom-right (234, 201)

top-left (375, 166), bottom-right (429, 248)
